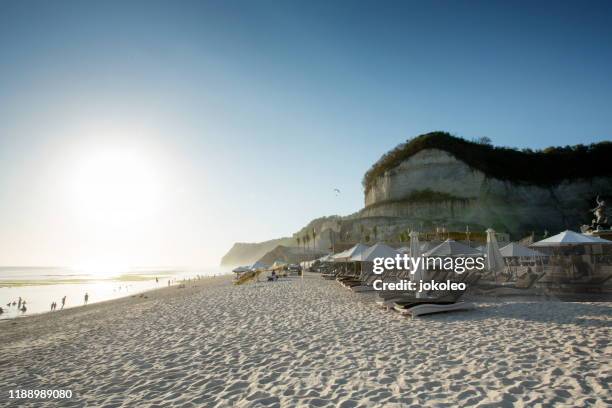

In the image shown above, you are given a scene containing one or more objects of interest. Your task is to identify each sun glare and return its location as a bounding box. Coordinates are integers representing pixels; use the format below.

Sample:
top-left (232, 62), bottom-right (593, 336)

top-left (69, 148), bottom-right (164, 225)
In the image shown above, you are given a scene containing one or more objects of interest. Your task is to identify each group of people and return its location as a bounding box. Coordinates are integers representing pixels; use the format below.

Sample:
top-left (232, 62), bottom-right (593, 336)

top-left (1, 292), bottom-right (91, 317)
top-left (3, 297), bottom-right (28, 313)
top-left (50, 296), bottom-right (67, 311)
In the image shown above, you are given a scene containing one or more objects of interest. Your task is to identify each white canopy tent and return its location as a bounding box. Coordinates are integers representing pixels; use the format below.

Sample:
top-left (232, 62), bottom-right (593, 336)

top-left (531, 230), bottom-right (612, 246)
top-left (586, 235), bottom-right (612, 244)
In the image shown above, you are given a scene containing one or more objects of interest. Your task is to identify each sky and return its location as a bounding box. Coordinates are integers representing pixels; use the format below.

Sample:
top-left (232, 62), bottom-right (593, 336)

top-left (0, 0), bottom-right (611, 267)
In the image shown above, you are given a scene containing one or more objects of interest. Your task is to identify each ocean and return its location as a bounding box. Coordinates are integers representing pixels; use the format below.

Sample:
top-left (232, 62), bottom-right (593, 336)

top-left (0, 266), bottom-right (229, 320)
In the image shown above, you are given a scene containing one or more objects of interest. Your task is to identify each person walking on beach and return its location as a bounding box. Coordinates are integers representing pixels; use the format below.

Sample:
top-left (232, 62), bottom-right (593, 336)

top-left (156, 277), bottom-right (159, 284)
top-left (61, 296), bottom-right (66, 309)
top-left (84, 292), bottom-right (89, 305)
top-left (18, 297), bottom-right (22, 309)
top-left (50, 302), bottom-right (54, 311)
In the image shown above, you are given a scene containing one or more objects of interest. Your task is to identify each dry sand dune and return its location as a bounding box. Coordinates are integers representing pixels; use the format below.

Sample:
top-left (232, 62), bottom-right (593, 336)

top-left (0, 273), bottom-right (610, 407)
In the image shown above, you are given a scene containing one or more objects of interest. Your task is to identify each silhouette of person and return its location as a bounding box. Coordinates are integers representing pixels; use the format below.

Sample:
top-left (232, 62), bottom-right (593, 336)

top-left (61, 296), bottom-right (66, 309)
top-left (50, 302), bottom-right (54, 311)
top-left (18, 297), bottom-right (22, 309)
top-left (156, 277), bottom-right (159, 284)
top-left (84, 293), bottom-right (89, 305)
top-left (21, 305), bottom-right (26, 313)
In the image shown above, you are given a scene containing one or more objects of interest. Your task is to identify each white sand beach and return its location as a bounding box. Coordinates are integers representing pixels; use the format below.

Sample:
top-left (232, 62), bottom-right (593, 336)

top-left (0, 273), bottom-right (610, 407)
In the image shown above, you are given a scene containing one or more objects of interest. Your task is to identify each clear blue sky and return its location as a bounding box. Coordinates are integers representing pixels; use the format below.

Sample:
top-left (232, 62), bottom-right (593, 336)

top-left (1, 0), bottom-right (611, 266)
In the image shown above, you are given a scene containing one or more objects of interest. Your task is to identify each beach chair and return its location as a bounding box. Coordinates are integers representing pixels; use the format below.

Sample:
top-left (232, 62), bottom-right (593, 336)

top-left (389, 270), bottom-right (481, 316)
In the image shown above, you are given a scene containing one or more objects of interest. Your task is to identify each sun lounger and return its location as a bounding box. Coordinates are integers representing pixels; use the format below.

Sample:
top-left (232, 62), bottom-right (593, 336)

top-left (394, 301), bottom-right (475, 317)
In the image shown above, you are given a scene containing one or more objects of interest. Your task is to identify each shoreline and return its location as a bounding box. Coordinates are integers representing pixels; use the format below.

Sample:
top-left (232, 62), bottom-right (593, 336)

top-left (0, 274), bottom-right (233, 326)
top-left (1, 273), bottom-right (610, 406)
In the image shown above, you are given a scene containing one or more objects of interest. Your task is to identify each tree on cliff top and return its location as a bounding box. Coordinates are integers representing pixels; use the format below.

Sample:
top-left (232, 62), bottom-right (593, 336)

top-left (362, 131), bottom-right (612, 194)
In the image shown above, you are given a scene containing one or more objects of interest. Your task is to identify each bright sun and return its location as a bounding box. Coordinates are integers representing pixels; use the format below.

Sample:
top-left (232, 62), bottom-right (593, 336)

top-left (69, 148), bottom-right (163, 225)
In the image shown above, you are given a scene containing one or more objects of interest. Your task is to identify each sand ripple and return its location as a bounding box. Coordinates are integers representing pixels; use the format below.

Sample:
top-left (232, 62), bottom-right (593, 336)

top-left (0, 275), bottom-right (610, 407)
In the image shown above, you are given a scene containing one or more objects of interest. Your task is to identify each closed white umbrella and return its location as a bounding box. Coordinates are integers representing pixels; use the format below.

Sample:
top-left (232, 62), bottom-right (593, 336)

top-left (486, 228), bottom-right (505, 280)
top-left (409, 231), bottom-right (425, 298)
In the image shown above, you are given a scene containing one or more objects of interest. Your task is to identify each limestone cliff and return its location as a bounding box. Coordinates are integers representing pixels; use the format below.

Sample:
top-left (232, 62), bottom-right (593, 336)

top-left (361, 132), bottom-right (612, 236)
top-left (362, 147), bottom-right (612, 236)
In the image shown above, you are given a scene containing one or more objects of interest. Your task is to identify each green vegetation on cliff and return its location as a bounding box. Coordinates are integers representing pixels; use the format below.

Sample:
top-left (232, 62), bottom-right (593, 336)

top-left (363, 189), bottom-right (466, 210)
top-left (363, 131), bottom-right (612, 193)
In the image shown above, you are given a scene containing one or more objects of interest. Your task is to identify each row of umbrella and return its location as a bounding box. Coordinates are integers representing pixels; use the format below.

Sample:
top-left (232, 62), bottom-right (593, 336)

top-left (235, 229), bottom-right (611, 275)
top-left (318, 228), bottom-right (611, 269)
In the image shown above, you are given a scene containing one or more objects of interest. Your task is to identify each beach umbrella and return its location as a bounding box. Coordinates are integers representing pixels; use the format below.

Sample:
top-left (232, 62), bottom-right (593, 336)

top-left (351, 242), bottom-right (398, 281)
top-left (317, 254), bottom-right (332, 262)
top-left (333, 243), bottom-right (370, 262)
top-left (423, 239), bottom-right (482, 257)
top-left (420, 241), bottom-right (442, 253)
top-left (485, 228), bottom-right (505, 281)
top-left (353, 242), bottom-right (399, 262)
top-left (331, 249), bottom-right (349, 262)
top-left (499, 242), bottom-right (545, 258)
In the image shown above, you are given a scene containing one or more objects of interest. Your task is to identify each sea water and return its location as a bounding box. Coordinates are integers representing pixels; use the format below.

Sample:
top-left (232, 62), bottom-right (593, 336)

top-left (0, 266), bottom-right (229, 320)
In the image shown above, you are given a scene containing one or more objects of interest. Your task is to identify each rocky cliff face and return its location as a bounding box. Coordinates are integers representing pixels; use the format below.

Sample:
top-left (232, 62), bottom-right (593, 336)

top-left (362, 148), bottom-right (612, 236)
top-left (221, 133), bottom-right (612, 266)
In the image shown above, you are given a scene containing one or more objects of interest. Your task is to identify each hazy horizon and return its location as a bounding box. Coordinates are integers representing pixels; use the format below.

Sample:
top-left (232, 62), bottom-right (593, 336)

top-left (1, 0), bottom-right (611, 268)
